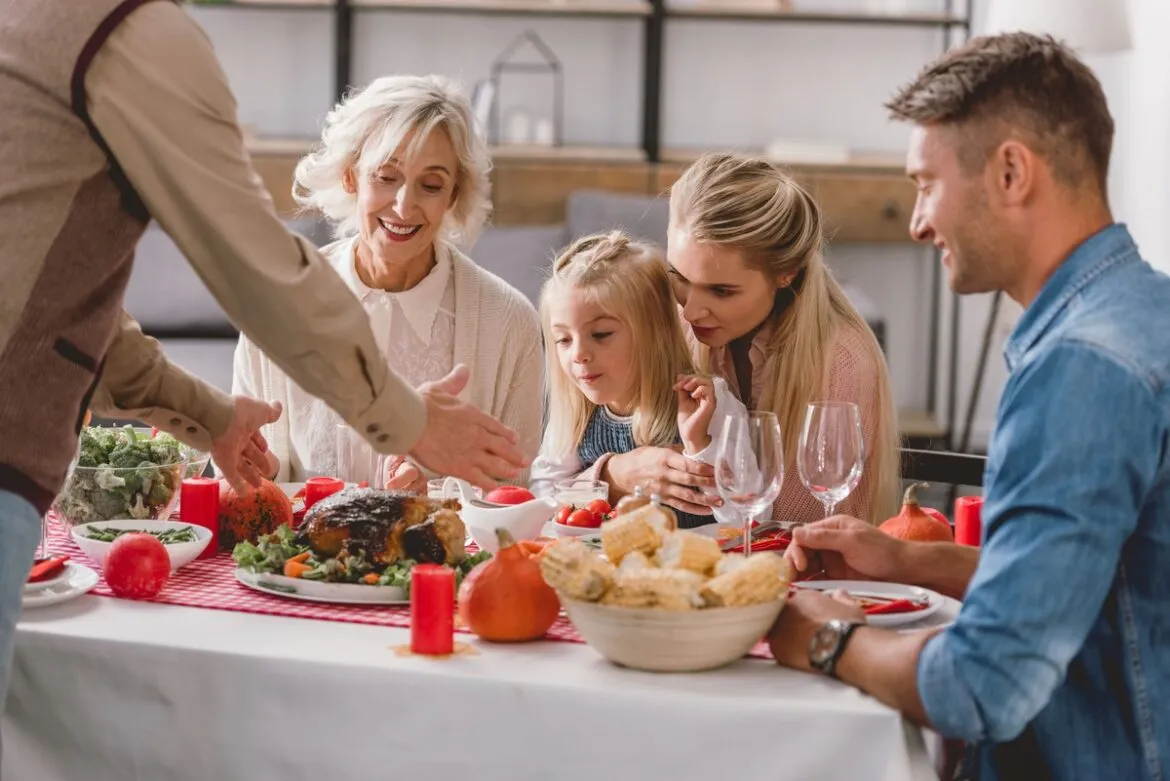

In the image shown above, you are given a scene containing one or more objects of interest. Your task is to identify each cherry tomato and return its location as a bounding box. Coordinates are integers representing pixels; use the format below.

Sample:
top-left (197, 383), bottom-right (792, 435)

top-left (566, 508), bottom-right (599, 528)
top-left (555, 505), bottom-right (574, 525)
top-left (585, 499), bottom-right (612, 518)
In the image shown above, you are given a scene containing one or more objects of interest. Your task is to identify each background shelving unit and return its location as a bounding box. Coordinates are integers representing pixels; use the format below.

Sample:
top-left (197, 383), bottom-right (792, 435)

top-left (193, 0), bottom-right (970, 446)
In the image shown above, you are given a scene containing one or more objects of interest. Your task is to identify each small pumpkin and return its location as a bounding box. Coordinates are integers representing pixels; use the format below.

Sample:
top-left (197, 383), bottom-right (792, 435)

top-left (879, 482), bottom-right (954, 543)
top-left (457, 528), bottom-right (560, 642)
top-left (218, 478), bottom-right (294, 550)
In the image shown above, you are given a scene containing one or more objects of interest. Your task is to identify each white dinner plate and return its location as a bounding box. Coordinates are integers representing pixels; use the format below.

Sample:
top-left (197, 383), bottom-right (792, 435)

top-left (794, 580), bottom-right (945, 628)
top-left (234, 568), bottom-right (409, 606)
top-left (21, 563), bottom-right (99, 609)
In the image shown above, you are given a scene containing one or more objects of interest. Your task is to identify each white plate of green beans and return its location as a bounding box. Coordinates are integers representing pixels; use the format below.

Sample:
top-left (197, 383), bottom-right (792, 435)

top-left (71, 519), bottom-right (212, 572)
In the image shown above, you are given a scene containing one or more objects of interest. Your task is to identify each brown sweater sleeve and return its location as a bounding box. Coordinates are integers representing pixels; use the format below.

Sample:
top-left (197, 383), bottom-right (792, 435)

top-left (88, 312), bottom-right (234, 450)
top-left (83, 0), bottom-right (427, 455)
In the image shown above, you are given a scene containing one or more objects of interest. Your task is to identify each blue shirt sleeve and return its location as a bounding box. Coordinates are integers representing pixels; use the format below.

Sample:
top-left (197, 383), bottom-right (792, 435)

top-left (917, 339), bottom-right (1162, 742)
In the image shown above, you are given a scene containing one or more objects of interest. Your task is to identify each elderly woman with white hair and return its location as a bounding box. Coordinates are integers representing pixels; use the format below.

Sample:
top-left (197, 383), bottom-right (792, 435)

top-left (233, 74), bottom-right (543, 489)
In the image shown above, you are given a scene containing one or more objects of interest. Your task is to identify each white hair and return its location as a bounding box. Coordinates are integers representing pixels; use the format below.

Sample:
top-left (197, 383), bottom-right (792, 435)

top-left (293, 74), bottom-right (492, 246)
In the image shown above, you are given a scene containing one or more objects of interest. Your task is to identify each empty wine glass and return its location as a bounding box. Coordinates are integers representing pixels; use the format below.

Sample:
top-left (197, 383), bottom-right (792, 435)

top-left (797, 401), bottom-right (864, 519)
top-left (714, 412), bottom-right (784, 556)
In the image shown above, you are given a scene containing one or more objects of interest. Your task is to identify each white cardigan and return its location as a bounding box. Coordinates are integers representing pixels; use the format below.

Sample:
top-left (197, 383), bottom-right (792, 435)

top-left (232, 238), bottom-right (544, 484)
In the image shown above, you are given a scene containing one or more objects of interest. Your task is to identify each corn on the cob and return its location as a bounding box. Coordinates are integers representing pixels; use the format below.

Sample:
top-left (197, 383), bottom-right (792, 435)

top-left (601, 568), bottom-right (705, 610)
top-left (600, 510), bottom-right (662, 564)
top-left (700, 551), bottom-right (791, 608)
top-left (540, 538), bottom-right (615, 602)
top-left (617, 549), bottom-right (656, 574)
top-left (714, 553), bottom-right (747, 577)
top-left (656, 530), bottom-right (722, 576)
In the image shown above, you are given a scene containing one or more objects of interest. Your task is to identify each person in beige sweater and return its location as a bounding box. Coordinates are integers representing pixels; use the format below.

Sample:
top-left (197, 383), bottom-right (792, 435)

top-left (0, 0), bottom-right (526, 719)
top-left (233, 75), bottom-right (544, 489)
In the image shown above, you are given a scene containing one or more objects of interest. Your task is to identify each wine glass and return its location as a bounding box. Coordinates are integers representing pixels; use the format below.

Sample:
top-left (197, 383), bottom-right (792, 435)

top-left (797, 401), bottom-right (865, 519)
top-left (714, 412), bottom-right (784, 556)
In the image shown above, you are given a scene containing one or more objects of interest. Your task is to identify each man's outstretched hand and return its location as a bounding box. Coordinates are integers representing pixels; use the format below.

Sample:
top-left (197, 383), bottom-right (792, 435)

top-left (210, 396), bottom-right (282, 490)
top-left (409, 364), bottom-right (528, 493)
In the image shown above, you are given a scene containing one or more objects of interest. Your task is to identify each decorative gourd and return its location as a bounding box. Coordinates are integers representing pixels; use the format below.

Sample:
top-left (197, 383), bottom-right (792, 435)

top-left (218, 478), bottom-right (294, 550)
top-left (457, 528), bottom-right (561, 642)
top-left (878, 482), bottom-right (954, 543)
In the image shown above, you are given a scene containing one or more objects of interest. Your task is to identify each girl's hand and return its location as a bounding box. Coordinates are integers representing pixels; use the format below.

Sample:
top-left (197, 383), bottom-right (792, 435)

top-left (384, 457), bottom-right (427, 494)
top-left (602, 446), bottom-right (721, 516)
top-left (675, 374), bottom-right (716, 454)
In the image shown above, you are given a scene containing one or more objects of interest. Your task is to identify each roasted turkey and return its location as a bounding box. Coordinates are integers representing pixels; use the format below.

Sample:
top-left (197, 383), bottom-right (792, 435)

top-left (295, 488), bottom-right (467, 566)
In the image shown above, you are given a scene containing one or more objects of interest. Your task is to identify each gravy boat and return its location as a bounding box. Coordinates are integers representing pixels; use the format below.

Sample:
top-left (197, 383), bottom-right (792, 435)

top-left (440, 477), bottom-right (558, 553)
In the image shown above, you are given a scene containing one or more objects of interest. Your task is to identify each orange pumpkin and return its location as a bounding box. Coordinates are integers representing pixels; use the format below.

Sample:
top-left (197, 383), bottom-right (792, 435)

top-left (457, 528), bottom-right (560, 642)
top-left (218, 478), bottom-right (294, 550)
top-left (879, 482), bottom-right (954, 543)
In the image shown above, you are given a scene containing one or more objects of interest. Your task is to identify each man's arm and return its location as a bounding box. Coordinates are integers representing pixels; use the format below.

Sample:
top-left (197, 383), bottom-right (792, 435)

top-left (84, 1), bottom-right (424, 454)
top-left (898, 541), bottom-right (980, 601)
top-left (808, 343), bottom-right (1157, 743)
top-left (88, 312), bottom-right (234, 450)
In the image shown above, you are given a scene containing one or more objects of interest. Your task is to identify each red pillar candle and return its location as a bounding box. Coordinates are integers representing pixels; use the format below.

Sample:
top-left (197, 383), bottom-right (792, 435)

top-left (410, 564), bottom-right (455, 656)
top-left (954, 495), bottom-right (984, 547)
top-left (304, 476), bottom-right (344, 511)
top-left (180, 477), bottom-right (220, 559)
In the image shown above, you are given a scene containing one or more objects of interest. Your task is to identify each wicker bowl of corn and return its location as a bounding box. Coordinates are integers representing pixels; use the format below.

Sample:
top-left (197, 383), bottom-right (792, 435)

top-left (539, 502), bottom-right (792, 672)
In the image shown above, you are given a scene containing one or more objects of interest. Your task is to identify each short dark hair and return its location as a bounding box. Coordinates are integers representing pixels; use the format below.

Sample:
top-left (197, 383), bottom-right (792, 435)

top-left (886, 32), bottom-right (1114, 193)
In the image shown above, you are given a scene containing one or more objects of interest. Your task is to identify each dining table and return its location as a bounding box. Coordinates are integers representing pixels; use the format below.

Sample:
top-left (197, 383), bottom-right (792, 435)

top-left (3, 506), bottom-right (959, 781)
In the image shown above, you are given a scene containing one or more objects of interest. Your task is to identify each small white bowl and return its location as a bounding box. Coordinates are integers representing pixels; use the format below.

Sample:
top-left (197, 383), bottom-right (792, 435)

top-left (71, 519), bottom-right (212, 572)
top-left (559, 594), bottom-right (787, 673)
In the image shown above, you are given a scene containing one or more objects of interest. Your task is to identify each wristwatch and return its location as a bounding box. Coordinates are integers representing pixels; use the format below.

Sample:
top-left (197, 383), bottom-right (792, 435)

top-left (808, 619), bottom-right (862, 678)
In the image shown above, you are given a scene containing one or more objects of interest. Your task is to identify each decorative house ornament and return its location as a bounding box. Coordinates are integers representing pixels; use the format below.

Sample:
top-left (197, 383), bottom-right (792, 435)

top-left (488, 29), bottom-right (564, 148)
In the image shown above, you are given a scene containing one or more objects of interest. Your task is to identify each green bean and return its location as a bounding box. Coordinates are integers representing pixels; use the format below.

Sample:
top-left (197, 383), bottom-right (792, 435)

top-left (84, 526), bottom-right (197, 544)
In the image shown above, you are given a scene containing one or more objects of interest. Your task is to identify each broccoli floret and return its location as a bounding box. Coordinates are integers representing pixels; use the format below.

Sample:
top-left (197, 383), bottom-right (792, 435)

top-left (94, 464), bottom-right (126, 491)
top-left (128, 494), bottom-right (150, 520)
top-left (91, 490), bottom-right (130, 520)
top-left (147, 479), bottom-right (173, 506)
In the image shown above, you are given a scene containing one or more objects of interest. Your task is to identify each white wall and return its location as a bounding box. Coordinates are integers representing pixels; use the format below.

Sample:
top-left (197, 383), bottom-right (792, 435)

top-left (187, 0), bottom-right (1009, 446)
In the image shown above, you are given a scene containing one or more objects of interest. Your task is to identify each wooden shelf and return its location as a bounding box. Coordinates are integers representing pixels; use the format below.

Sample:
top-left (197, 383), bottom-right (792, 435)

top-left (350, 0), bottom-right (651, 16)
top-left (667, 3), bottom-right (966, 26)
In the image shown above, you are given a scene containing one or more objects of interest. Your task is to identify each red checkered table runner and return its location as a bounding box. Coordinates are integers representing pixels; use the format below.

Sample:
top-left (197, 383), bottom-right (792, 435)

top-left (43, 516), bottom-right (774, 661)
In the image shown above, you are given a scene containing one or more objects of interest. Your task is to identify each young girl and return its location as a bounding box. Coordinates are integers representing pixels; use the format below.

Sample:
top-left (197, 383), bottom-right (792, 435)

top-left (529, 231), bottom-right (746, 529)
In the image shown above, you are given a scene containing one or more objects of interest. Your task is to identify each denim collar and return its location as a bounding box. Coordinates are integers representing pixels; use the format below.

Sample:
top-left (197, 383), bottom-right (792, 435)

top-left (1004, 223), bottom-right (1140, 369)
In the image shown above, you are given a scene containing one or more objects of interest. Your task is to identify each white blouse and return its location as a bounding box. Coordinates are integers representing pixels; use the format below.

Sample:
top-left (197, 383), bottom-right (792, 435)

top-left (233, 238), bottom-right (545, 485)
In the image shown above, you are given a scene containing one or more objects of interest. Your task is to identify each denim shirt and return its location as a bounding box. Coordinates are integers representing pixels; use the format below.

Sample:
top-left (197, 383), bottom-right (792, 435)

top-left (916, 224), bottom-right (1170, 781)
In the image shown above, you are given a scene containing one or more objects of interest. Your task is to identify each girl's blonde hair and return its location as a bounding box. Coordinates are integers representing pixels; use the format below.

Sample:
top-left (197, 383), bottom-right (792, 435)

top-left (539, 231), bottom-right (694, 457)
top-left (293, 74), bottom-right (491, 247)
top-left (669, 153), bottom-right (901, 522)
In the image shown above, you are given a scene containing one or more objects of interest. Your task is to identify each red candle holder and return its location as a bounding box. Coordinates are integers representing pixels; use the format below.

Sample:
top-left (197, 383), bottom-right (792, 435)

top-left (180, 477), bottom-right (220, 559)
top-left (954, 495), bottom-right (984, 547)
top-left (304, 476), bottom-right (344, 511)
top-left (411, 564), bottom-right (455, 656)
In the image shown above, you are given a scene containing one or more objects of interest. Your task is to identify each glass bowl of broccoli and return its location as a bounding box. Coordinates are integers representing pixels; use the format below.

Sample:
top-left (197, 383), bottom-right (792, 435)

top-left (51, 425), bottom-right (212, 528)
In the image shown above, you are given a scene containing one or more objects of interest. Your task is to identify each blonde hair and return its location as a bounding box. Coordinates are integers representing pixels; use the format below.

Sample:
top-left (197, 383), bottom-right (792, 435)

top-left (293, 74), bottom-right (491, 246)
top-left (539, 231), bottom-right (695, 457)
top-left (669, 152), bottom-right (901, 522)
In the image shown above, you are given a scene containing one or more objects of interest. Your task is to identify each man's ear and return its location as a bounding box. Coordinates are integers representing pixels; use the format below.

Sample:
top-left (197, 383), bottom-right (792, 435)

top-left (991, 140), bottom-right (1036, 207)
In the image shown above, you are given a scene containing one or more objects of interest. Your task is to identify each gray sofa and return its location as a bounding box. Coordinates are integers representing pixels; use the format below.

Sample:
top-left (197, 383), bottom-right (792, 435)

top-left (124, 190), bottom-right (884, 391)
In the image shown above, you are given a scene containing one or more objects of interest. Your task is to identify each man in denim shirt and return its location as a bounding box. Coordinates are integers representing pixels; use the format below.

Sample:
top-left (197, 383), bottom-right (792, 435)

top-left (768, 32), bottom-right (1168, 781)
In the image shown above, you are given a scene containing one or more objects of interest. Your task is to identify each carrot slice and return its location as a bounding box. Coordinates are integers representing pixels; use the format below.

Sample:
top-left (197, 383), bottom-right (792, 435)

top-left (283, 560), bottom-right (312, 578)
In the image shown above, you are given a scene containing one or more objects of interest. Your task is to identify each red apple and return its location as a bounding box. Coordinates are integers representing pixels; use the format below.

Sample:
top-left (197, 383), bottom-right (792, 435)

top-left (484, 485), bottom-right (535, 505)
top-left (104, 533), bottom-right (170, 600)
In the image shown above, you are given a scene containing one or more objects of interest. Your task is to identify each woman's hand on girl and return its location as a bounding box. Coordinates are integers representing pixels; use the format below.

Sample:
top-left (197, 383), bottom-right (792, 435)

top-left (602, 446), bottom-right (721, 515)
top-left (675, 374), bottom-right (716, 454)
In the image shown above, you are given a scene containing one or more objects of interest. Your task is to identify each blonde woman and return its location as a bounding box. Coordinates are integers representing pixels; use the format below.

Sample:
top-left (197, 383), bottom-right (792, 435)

top-left (232, 75), bottom-right (543, 488)
top-left (529, 231), bottom-right (746, 528)
top-left (602, 152), bottom-right (901, 524)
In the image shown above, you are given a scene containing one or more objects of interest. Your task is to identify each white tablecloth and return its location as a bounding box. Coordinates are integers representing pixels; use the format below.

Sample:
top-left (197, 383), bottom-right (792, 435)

top-left (4, 595), bottom-right (956, 781)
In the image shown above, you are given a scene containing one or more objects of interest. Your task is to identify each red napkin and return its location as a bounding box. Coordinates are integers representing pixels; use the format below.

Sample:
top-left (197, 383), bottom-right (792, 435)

top-left (723, 530), bottom-right (791, 554)
top-left (28, 555), bottom-right (69, 583)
